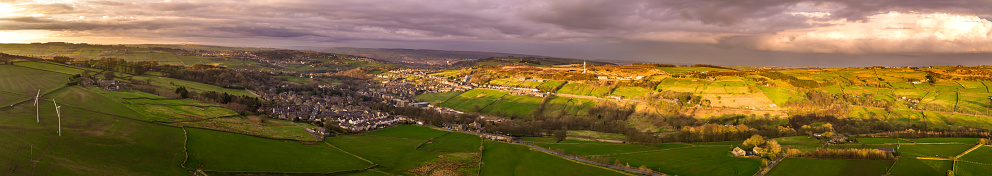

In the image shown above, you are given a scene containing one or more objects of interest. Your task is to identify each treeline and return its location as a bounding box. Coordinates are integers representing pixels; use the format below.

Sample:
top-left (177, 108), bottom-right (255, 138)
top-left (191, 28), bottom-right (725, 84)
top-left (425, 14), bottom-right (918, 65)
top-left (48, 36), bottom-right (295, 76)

top-left (161, 65), bottom-right (279, 91)
top-left (860, 129), bottom-right (991, 139)
top-left (675, 124), bottom-right (757, 142)
top-left (0, 53), bottom-right (39, 64)
top-left (785, 91), bottom-right (850, 118)
top-left (691, 64), bottom-right (735, 70)
top-left (758, 71), bottom-right (830, 88)
top-left (83, 57), bottom-right (160, 75)
top-left (789, 148), bottom-right (894, 160)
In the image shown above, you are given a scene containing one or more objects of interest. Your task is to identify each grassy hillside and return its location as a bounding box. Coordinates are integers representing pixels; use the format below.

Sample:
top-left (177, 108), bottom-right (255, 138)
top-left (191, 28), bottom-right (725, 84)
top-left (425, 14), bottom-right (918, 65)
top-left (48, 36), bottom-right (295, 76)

top-left (186, 128), bottom-right (372, 173)
top-left (0, 99), bottom-right (189, 176)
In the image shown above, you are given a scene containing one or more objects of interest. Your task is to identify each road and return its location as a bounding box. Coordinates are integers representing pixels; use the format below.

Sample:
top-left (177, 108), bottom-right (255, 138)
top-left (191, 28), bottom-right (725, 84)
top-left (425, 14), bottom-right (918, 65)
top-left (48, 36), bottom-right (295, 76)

top-left (516, 140), bottom-right (666, 176)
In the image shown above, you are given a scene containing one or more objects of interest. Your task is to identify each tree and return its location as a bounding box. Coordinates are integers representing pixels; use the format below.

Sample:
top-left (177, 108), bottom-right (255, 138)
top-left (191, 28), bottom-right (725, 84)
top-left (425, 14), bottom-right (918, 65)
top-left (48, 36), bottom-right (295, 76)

top-left (175, 86), bottom-right (189, 99)
top-left (552, 129), bottom-right (567, 143)
top-left (764, 140), bottom-right (782, 160)
top-left (743, 134), bottom-right (766, 149)
top-left (822, 132), bottom-right (834, 139)
top-left (103, 71), bottom-right (116, 80)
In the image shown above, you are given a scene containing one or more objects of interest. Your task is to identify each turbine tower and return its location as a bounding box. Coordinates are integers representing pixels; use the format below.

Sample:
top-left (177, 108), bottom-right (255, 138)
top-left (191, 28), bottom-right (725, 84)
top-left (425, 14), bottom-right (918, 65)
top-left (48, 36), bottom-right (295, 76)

top-left (583, 61), bottom-right (587, 73)
top-left (34, 89), bottom-right (40, 123)
top-left (53, 99), bottom-right (61, 136)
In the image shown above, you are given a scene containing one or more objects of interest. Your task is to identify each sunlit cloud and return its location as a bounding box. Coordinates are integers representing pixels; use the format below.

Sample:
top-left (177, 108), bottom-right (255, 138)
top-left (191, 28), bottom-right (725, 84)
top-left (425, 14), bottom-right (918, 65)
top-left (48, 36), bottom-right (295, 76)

top-left (721, 12), bottom-right (992, 54)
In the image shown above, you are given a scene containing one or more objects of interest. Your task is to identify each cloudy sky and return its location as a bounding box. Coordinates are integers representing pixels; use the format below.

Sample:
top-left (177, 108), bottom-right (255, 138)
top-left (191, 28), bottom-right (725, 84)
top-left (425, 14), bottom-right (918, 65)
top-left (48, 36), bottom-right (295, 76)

top-left (1, 0), bottom-right (991, 67)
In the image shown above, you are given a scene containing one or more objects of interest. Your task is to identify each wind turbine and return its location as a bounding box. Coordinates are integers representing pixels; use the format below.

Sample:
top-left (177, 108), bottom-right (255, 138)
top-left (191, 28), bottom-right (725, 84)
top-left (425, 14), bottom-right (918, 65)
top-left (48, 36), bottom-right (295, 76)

top-left (53, 99), bottom-right (61, 136)
top-left (34, 89), bottom-right (39, 123)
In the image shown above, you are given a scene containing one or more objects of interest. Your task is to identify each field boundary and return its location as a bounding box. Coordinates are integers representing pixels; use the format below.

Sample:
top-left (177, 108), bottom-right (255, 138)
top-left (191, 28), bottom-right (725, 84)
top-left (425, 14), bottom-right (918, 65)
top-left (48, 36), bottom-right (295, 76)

top-left (181, 127), bottom-right (190, 171)
top-left (414, 132), bottom-right (455, 152)
top-left (955, 144), bottom-right (983, 159)
top-left (516, 141), bottom-right (645, 176)
top-left (590, 145), bottom-right (697, 157)
top-left (322, 141), bottom-right (377, 165)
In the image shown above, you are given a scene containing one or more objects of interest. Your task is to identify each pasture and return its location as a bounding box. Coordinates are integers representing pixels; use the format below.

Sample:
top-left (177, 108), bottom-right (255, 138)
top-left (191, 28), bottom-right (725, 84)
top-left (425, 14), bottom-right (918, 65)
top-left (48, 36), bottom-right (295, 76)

top-left (955, 161), bottom-right (992, 176)
top-left (135, 75), bottom-right (256, 97)
top-left (958, 146), bottom-right (992, 164)
top-left (0, 64), bottom-right (70, 98)
top-left (327, 134), bottom-right (477, 175)
top-left (419, 132), bottom-right (482, 152)
top-left (94, 89), bottom-right (239, 122)
top-left (0, 100), bottom-right (189, 176)
top-left (414, 91), bottom-right (463, 105)
top-left (439, 89), bottom-right (507, 112)
top-left (172, 115), bottom-right (319, 141)
top-left (186, 128), bottom-right (372, 173)
top-left (888, 158), bottom-right (952, 176)
top-left (541, 96), bottom-right (596, 116)
top-left (479, 94), bottom-right (543, 118)
top-left (365, 125), bottom-right (448, 139)
top-left (765, 158), bottom-right (891, 176)
top-left (480, 141), bottom-right (627, 176)
top-left (609, 146), bottom-right (761, 176)
top-left (557, 82), bottom-right (612, 97)
top-left (13, 61), bottom-right (101, 75)
top-left (537, 142), bottom-right (688, 156)
top-left (610, 86), bottom-right (652, 99)
top-left (897, 144), bottom-right (974, 158)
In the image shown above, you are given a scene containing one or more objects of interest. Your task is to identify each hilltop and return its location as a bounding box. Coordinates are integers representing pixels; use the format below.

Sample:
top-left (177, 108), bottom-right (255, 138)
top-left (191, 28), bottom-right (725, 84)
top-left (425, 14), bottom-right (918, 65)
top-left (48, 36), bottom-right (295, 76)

top-left (322, 47), bottom-right (552, 66)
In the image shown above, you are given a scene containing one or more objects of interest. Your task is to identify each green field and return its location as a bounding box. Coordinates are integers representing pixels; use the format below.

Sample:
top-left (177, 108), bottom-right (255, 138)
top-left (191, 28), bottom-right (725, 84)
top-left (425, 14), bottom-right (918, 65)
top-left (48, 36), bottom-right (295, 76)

top-left (567, 130), bottom-right (627, 141)
top-left (0, 99), bottom-right (189, 176)
top-left (610, 86), bottom-right (652, 98)
top-left (958, 146), bottom-right (992, 164)
top-left (902, 138), bottom-right (980, 143)
top-left (419, 132), bottom-right (482, 152)
top-left (519, 137), bottom-right (612, 144)
top-left (766, 158), bottom-right (891, 176)
top-left (898, 144), bottom-right (974, 158)
top-left (481, 141), bottom-right (627, 176)
top-left (439, 89), bottom-right (507, 112)
top-left (955, 161), bottom-right (992, 176)
top-left (186, 128), bottom-right (372, 173)
top-left (0, 64), bottom-right (70, 98)
top-left (327, 134), bottom-right (478, 175)
top-left (557, 82), bottom-right (612, 97)
top-left (93, 88), bottom-right (239, 122)
top-left (539, 142), bottom-right (688, 156)
top-left (854, 138), bottom-right (906, 144)
top-left (365, 125), bottom-right (448, 139)
top-left (541, 96), bottom-right (596, 116)
top-left (888, 158), bottom-right (953, 176)
top-left (13, 61), bottom-right (101, 75)
top-left (136, 75), bottom-right (256, 97)
top-left (414, 91), bottom-right (463, 105)
top-left (480, 94), bottom-right (543, 117)
top-left (610, 146), bottom-right (761, 176)
top-left (47, 86), bottom-right (145, 118)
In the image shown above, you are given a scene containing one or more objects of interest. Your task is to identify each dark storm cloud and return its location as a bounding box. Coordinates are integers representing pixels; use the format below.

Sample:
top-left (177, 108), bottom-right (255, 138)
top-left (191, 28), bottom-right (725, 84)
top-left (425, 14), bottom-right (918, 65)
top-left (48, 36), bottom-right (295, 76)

top-left (3, 0), bottom-right (992, 66)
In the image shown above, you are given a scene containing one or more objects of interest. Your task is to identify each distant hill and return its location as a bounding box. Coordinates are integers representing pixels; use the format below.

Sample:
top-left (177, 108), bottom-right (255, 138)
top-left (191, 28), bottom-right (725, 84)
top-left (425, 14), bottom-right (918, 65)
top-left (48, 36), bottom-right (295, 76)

top-left (321, 47), bottom-right (552, 66)
top-left (451, 56), bottom-right (613, 68)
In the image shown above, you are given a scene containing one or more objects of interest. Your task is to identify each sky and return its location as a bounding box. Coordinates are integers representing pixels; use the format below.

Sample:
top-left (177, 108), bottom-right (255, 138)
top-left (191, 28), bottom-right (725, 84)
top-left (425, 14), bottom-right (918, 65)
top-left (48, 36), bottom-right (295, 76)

top-left (0, 0), bottom-right (991, 67)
